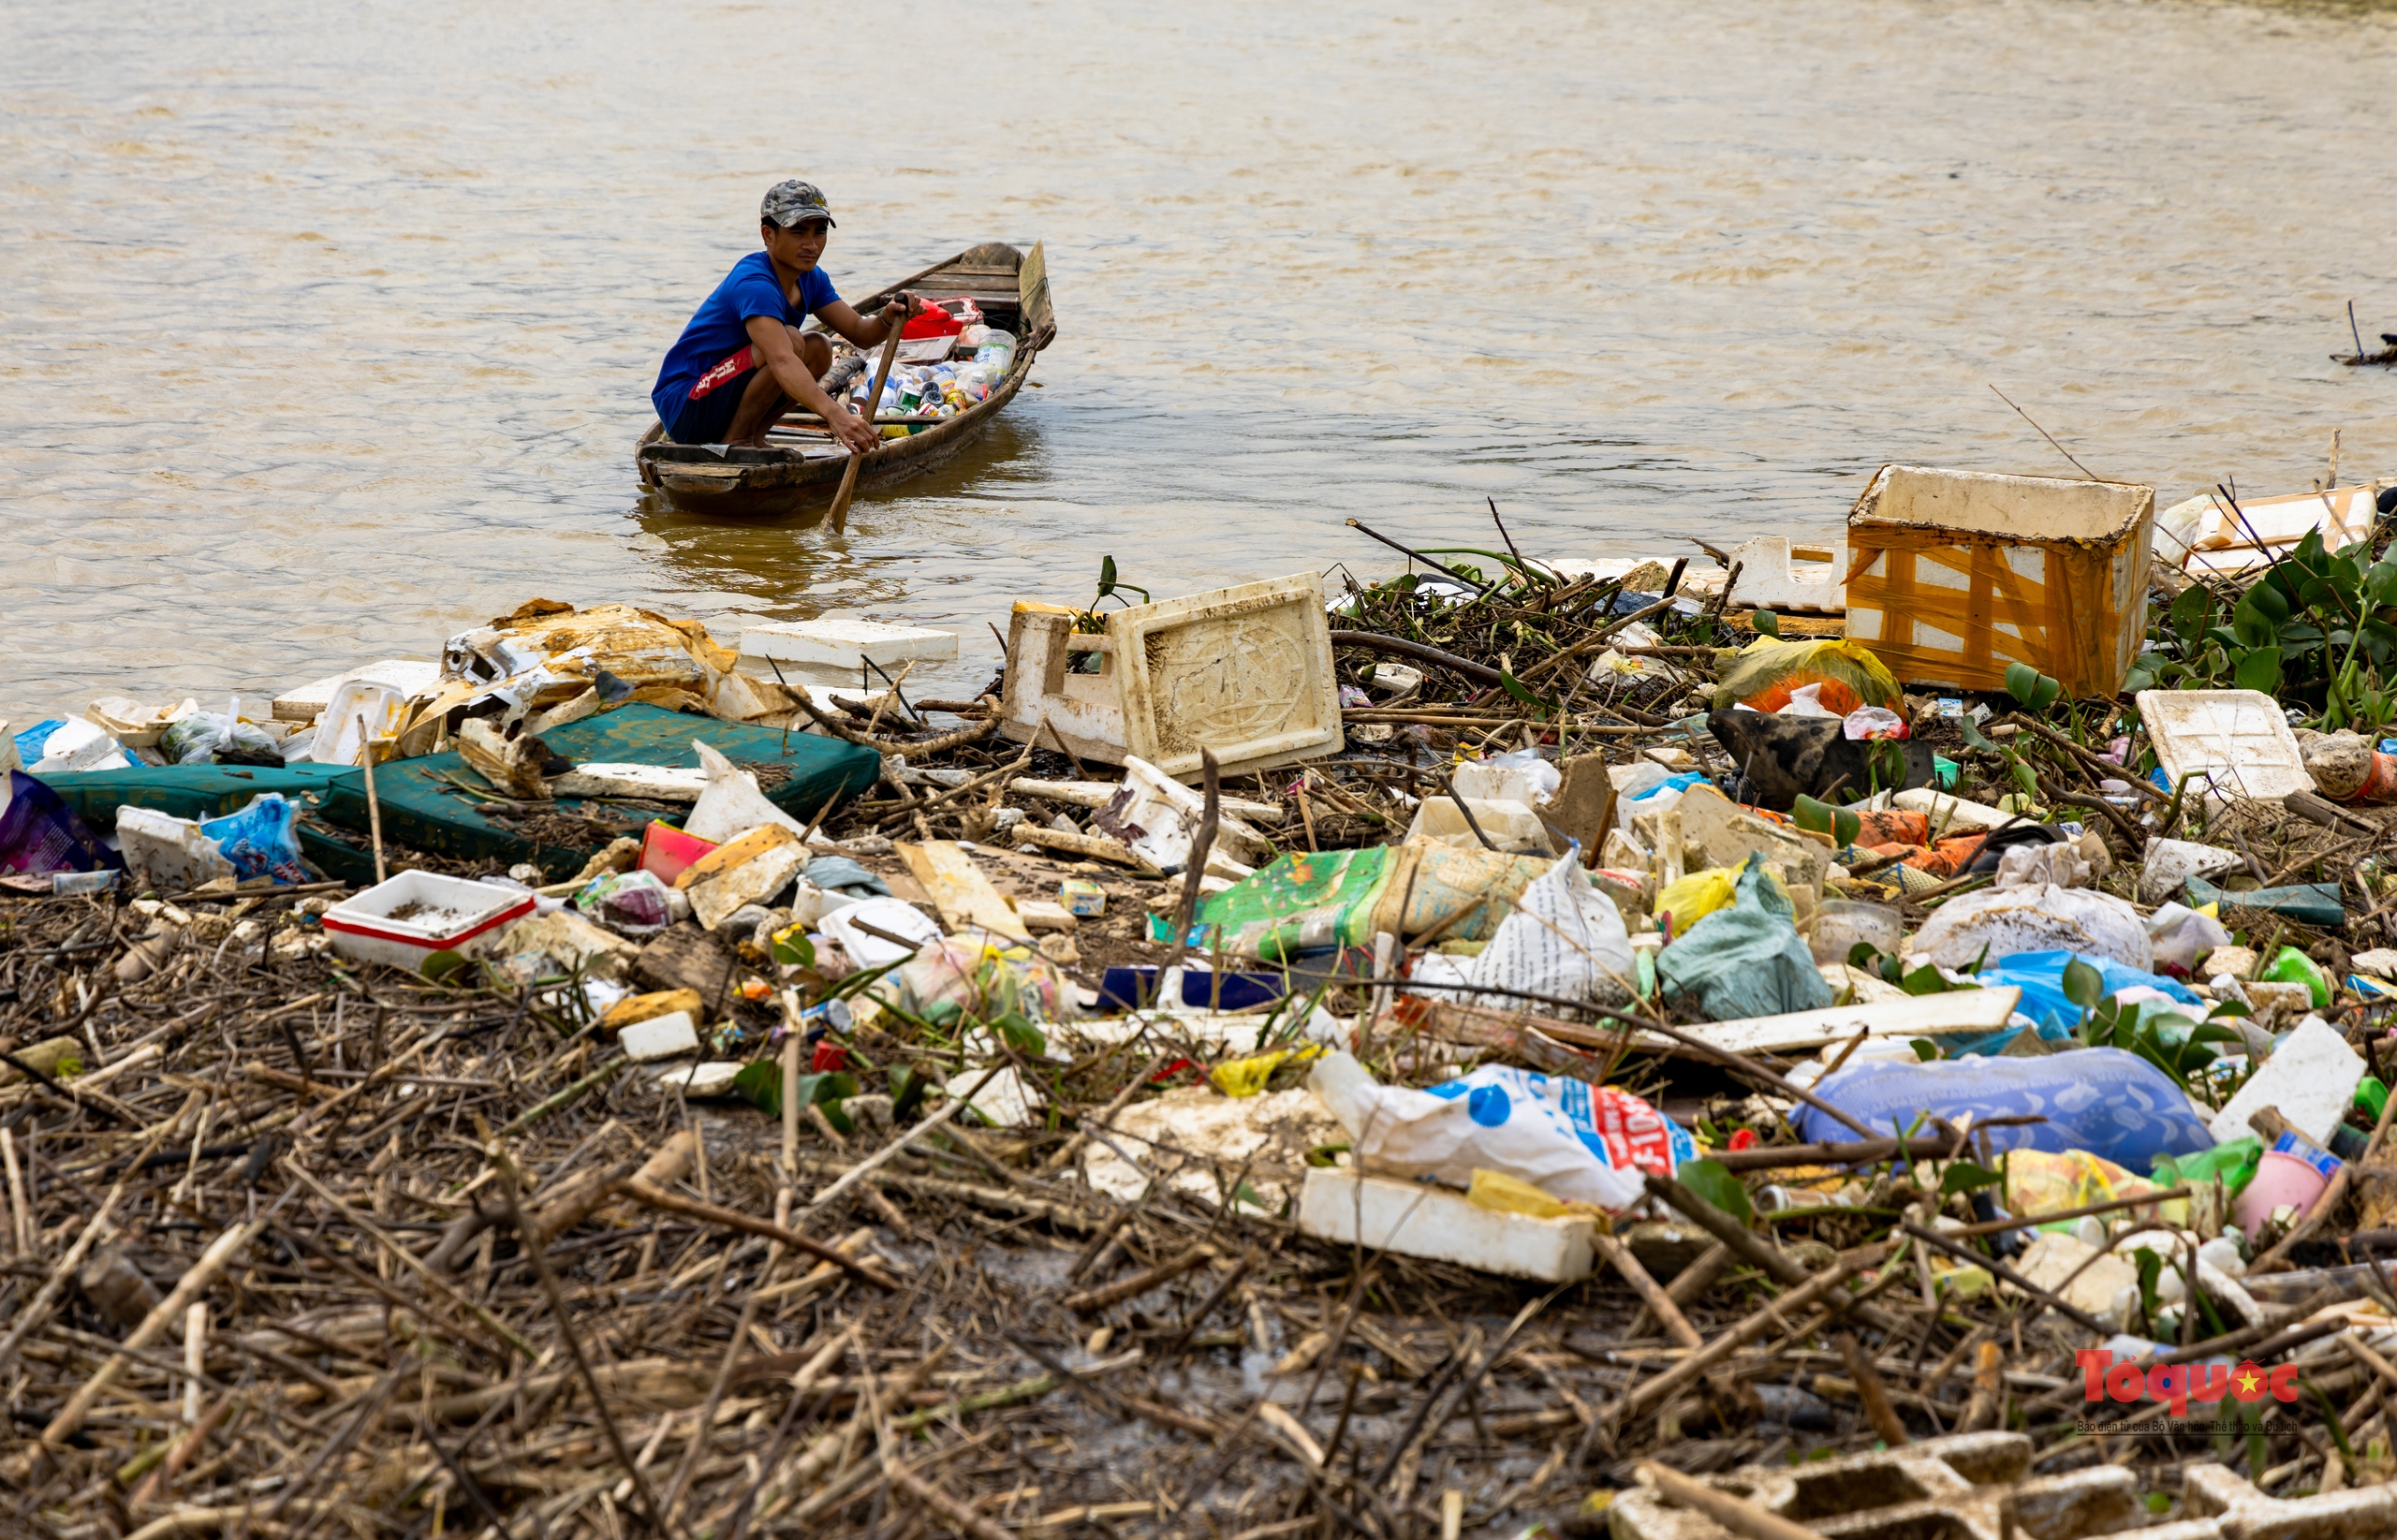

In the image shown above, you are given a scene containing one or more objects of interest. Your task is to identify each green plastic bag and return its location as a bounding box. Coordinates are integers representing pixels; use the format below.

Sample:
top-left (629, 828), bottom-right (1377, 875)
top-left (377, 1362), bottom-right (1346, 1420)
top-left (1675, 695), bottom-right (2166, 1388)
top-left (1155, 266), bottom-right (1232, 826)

top-left (1167, 847), bottom-right (1397, 961)
top-left (1656, 866), bottom-right (1832, 1022)
top-left (2153, 1136), bottom-right (2262, 1199)
top-left (2260, 946), bottom-right (2331, 1010)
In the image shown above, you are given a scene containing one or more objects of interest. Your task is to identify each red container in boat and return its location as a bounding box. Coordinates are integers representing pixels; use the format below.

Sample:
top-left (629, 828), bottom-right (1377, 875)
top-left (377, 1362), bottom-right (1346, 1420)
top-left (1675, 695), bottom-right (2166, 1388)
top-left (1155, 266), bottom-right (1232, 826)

top-left (901, 296), bottom-right (979, 340)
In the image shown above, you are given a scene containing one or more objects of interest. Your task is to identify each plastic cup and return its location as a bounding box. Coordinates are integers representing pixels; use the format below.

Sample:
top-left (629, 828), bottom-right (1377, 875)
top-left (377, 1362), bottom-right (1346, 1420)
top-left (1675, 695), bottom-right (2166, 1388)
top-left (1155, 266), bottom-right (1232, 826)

top-left (1810, 899), bottom-right (1904, 966)
top-left (2231, 1134), bottom-right (2340, 1237)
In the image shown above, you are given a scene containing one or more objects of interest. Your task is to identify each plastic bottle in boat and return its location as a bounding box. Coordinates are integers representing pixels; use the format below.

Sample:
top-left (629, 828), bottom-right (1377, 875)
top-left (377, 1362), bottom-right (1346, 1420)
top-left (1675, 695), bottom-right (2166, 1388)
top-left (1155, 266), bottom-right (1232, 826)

top-left (973, 330), bottom-right (1015, 375)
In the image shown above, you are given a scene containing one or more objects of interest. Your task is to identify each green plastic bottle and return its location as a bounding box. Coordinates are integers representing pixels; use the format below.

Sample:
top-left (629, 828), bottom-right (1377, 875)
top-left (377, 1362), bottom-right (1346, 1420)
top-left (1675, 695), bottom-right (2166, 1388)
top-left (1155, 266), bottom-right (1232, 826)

top-left (2154, 1137), bottom-right (2263, 1198)
top-left (2260, 946), bottom-right (2330, 1010)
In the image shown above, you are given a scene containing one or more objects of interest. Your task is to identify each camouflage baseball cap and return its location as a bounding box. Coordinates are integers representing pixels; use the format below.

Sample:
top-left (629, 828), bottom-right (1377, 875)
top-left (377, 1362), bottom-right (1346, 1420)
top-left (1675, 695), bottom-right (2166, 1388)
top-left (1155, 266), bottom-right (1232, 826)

top-left (761, 180), bottom-right (836, 229)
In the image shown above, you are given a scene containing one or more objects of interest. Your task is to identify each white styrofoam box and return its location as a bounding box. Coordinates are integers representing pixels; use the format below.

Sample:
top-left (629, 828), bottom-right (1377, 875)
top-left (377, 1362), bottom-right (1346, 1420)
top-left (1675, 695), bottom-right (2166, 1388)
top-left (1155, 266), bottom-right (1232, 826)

top-left (1403, 796), bottom-right (1557, 856)
top-left (1846, 464), bottom-right (2154, 697)
top-left (999, 573), bottom-right (1345, 781)
top-left (1723, 535), bottom-right (1848, 613)
top-left (1090, 754), bottom-right (1273, 869)
top-left (740, 617), bottom-right (959, 672)
top-left (29, 718), bottom-right (128, 775)
top-left (621, 1010), bottom-right (700, 1062)
top-left (118, 806), bottom-right (237, 894)
top-left (2157, 484), bottom-right (2378, 579)
top-left (2139, 689), bottom-right (2316, 803)
top-left (1890, 787), bottom-right (2015, 834)
top-left (655, 1060), bottom-right (742, 1095)
top-left (321, 872), bottom-right (536, 972)
top-left (1295, 1167), bottom-right (1594, 1283)
top-left (272, 660), bottom-right (441, 724)
top-left (2207, 1016), bottom-right (2363, 1148)
top-left (303, 681), bottom-right (407, 766)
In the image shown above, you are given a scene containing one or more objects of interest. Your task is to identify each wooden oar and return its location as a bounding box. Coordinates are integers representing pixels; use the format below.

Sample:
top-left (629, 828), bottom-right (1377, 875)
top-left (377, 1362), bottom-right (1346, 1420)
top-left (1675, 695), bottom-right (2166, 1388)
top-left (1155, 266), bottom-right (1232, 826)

top-left (829, 301), bottom-right (909, 533)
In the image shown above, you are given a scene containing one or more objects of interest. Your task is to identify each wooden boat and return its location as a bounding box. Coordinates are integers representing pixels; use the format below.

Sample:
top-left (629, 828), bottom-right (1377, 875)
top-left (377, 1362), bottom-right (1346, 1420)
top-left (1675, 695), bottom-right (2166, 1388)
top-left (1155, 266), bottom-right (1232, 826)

top-left (635, 241), bottom-right (1054, 520)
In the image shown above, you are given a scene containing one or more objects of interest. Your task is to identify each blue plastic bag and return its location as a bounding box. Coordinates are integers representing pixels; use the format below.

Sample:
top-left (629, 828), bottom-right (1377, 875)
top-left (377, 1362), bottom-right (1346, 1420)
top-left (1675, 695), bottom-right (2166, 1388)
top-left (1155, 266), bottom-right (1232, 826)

top-left (1791, 1048), bottom-right (2216, 1167)
top-left (1976, 950), bottom-right (2204, 1039)
top-left (199, 794), bottom-right (309, 885)
top-left (1627, 770), bottom-right (1710, 807)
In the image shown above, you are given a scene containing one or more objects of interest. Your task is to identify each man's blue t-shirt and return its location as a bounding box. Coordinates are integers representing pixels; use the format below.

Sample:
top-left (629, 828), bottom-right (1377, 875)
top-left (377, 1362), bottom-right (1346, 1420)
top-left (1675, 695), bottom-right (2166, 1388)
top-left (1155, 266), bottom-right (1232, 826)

top-left (652, 252), bottom-right (839, 421)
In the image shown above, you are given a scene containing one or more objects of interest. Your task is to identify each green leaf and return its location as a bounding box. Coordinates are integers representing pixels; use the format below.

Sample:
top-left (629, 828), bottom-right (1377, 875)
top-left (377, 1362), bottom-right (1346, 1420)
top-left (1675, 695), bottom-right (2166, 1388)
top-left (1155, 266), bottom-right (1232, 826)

top-left (2232, 646), bottom-right (2283, 695)
top-left (2366, 561), bottom-right (2397, 609)
top-left (2169, 584), bottom-right (2213, 644)
top-left (1674, 1157), bottom-right (1753, 1228)
top-left (1751, 609), bottom-right (1781, 638)
top-left (2062, 957), bottom-right (2104, 1012)
top-left (731, 1063), bottom-right (858, 1129)
top-left (732, 1059), bottom-right (783, 1117)
top-left (1498, 670), bottom-right (1551, 715)
top-left (890, 1065), bottom-right (932, 1122)
top-left (2004, 663), bottom-right (2063, 711)
top-left (1910, 1038), bottom-right (1942, 1062)
top-left (2245, 579), bottom-right (2293, 625)
top-left (1959, 713), bottom-right (1997, 752)
top-left (993, 1011), bottom-right (1047, 1059)
top-left (421, 949), bottom-right (469, 982)
top-left (1096, 554), bottom-right (1117, 599)
top-left (772, 928), bottom-right (816, 968)
top-left (2230, 594), bottom-right (2279, 650)
top-left (1901, 963), bottom-right (1964, 996)
top-left (1793, 794), bottom-right (1861, 848)
top-left (1939, 1161), bottom-right (2004, 1198)
top-left (2133, 1248), bottom-right (2164, 1334)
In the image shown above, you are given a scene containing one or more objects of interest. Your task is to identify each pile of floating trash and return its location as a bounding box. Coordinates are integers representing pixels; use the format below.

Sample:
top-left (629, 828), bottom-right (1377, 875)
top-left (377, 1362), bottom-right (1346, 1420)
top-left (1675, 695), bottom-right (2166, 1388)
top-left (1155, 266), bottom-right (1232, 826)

top-left (9, 462), bottom-right (2397, 1536)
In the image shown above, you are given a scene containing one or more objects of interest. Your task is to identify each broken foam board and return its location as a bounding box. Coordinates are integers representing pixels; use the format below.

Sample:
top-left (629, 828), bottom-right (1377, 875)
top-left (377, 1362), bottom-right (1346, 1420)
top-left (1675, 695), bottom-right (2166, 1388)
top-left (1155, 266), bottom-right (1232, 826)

top-left (272, 660), bottom-right (442, 723)
top-left (1722, 536), bottom-right (1847, 613)
top-left (1638, 987), bottom-right (2023, 1058)
top-left (1295, 1167), bottom-right (1594, 1283)
top-left (739, 617), bottom-right (958, 675)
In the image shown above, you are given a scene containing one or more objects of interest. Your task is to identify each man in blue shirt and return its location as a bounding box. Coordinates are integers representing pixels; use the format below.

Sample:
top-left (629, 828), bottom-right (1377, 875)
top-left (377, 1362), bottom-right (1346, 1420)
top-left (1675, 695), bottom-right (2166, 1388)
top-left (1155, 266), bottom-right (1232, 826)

top-left (651, 180), bottom-right (915, 451)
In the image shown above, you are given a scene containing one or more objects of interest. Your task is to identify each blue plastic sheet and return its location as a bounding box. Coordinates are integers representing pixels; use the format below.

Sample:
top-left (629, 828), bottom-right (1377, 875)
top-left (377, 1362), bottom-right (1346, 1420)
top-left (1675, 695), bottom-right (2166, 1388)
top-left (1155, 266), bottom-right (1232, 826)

top-left (1790, 1048), bottom-right (2217, 1166)
top-left (11, 721), bottom-right (64, 765)
top-left (1976, 950), bottom-right (2205, 1038)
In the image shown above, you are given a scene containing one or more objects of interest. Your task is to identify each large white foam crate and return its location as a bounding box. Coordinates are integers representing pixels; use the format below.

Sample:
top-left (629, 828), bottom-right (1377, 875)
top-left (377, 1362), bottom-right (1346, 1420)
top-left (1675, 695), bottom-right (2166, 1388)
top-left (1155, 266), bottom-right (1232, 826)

top-left (320, 871), bottom-right (535, 972)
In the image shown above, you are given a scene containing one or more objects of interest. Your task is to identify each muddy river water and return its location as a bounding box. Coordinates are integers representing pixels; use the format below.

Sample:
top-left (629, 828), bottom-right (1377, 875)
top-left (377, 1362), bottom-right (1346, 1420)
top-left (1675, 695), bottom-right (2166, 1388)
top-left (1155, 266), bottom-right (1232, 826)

top-left (4, 0), bottom-right (2393, 718)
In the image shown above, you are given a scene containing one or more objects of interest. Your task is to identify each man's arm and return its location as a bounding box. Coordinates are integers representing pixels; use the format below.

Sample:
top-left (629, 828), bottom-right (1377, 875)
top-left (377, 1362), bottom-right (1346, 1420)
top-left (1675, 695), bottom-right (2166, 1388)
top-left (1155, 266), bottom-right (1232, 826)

top-left (742, 315), bottom-right (875, 453)
top-left (816, 295), bottom-right (915, 349)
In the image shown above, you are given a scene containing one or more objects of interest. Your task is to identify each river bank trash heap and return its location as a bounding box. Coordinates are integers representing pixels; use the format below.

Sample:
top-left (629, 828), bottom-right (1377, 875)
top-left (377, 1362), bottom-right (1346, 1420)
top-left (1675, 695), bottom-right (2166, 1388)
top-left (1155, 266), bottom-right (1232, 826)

top-left (11, 466), bottom-right (2397, 1537)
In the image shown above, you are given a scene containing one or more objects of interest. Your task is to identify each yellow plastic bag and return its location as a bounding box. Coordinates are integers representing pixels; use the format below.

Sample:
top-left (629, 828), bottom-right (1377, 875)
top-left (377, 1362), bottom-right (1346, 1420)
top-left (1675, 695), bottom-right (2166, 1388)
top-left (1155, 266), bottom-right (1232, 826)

top-left (1654, 858), bottom-right (1788, 935)
top-left (1209, 1044), bottom-right (1321, 1098)
top-left (1713, 638), bottom-right (1902, 717)
top-left (1467, 1167), bottom-right (1602, 1220)
top-left (1654, 865), bottom-right (1741, 935)
top-left (2003, 1149), bottom-right (2161, 1226)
